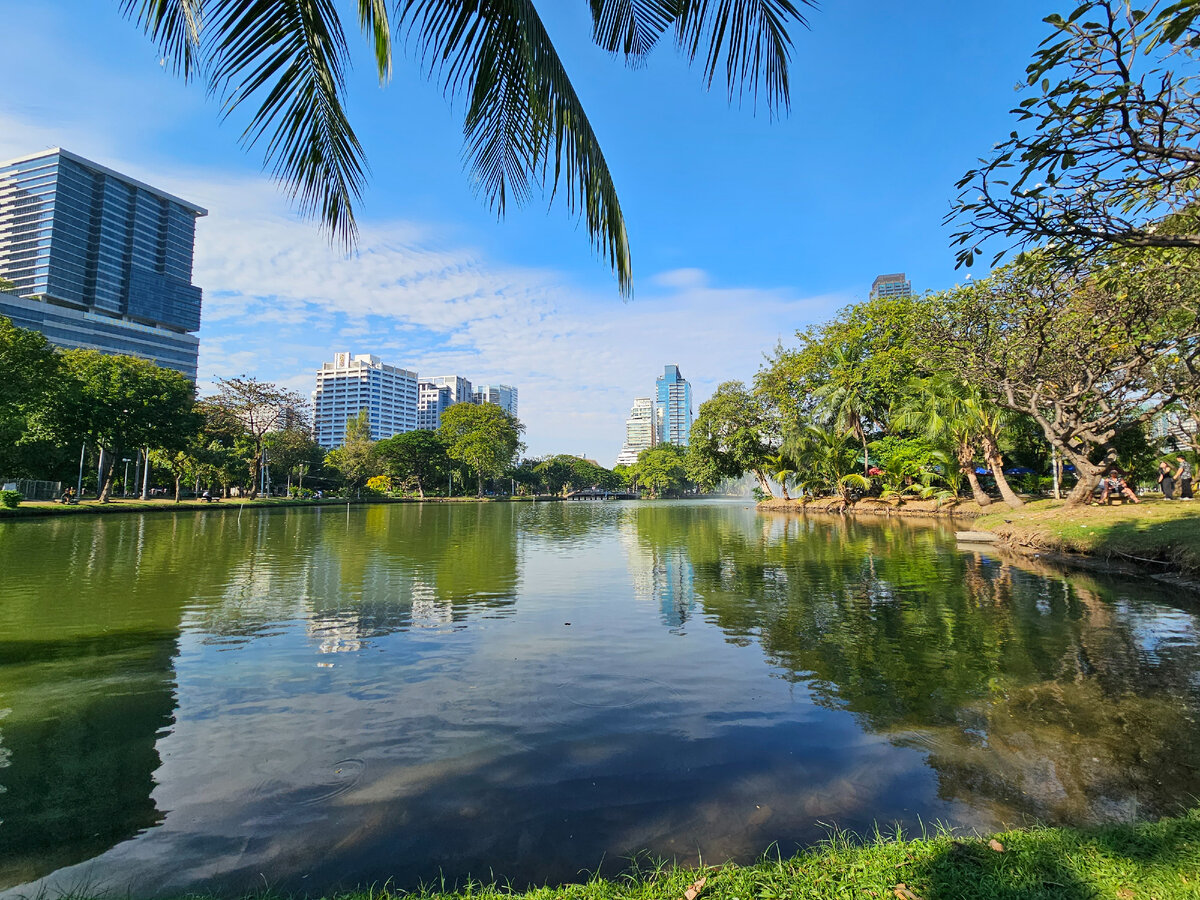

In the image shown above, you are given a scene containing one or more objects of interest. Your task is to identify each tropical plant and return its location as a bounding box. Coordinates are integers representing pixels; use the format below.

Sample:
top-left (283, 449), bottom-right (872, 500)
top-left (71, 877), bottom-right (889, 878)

top-left (118, 0), bottom-right (814, 292)
top-left (324, 409), bottom-right (383, 494)
top-left (630, 444), bottom-right (689, 499)
top-left (375, 429), bottom-right (450, 499)
top-left (207, 376), bottom-right (307, 498)
top-left (763, 452), bottom-right (795, 500)
top-left (438, 402), bottom-right (524, 495)
top-left (783, 424), bottom-right (868, 504)
top-left (686, 380), bottom-right (779, 496)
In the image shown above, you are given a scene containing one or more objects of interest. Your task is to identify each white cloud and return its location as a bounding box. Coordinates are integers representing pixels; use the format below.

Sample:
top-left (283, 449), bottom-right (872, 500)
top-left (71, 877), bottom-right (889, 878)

top-left (0, 109), bottom-right (850, 464)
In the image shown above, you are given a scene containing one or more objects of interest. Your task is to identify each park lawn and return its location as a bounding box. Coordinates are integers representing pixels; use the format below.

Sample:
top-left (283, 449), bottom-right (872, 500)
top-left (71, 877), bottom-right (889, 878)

top-left (168, 811), bottom-right (1200, 900)
top-left (977, 497), bottom-right (1200, 572)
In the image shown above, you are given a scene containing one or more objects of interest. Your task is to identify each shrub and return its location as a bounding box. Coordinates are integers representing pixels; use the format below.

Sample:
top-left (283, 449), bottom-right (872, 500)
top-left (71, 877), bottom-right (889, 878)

top-left (0, 490), bottom-right (23, 509)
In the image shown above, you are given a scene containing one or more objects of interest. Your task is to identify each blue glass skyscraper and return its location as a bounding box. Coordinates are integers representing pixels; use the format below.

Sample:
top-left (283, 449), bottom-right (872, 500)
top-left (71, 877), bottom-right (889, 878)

top-left (655, 364), bottom-right (693, 447)
top-left (0, 148), bottom-right (206, 379)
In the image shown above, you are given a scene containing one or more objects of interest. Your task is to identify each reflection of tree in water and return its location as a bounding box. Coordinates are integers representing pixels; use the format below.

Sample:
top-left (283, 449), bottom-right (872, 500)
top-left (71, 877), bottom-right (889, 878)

top-left (189, 503), bottom-right (522, 650)
top-left (0, 516), bottom-right (188, 889)
top-left (632, 507), bottom-right (1200, 825)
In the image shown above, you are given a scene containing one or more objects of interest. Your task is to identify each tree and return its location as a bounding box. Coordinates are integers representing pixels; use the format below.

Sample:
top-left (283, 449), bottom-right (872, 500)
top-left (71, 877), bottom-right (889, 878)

top-left (783, 424), bottom-right (869, 504)
top-left (207, 376), bottom-right (307, 498)
top-left (53, 351), bottom-right (199, 501)
top-left (438, 403), bottom-right (524, 496)
top-left (631, 444), bottom-right (688, 499)
top-left (0, 316), bottom-right (60, 477)
top-left (892, 375), bottom-right (1023, 509)
top-left (116, 1), bottom-right (813, 293)
top-left (149, 446), bottom-right (200, 503)
top-left (951, 1), bottom-right (1200, 268)
top-left (920, 250), bottom-right (1200, 504)
top-left (685, 381), bottom-right (778, 495)
top-left (266, 424), bottom-right (326, 493)
top-left (375, 429), bottom-right (449, 499)
top-left (324, 409), bottom-right (382, 495)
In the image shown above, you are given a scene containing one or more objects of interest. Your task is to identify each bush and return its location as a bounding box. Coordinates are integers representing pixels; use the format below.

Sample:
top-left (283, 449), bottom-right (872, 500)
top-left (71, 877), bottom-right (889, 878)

top-left (0, 490), bottom-right (23, 508)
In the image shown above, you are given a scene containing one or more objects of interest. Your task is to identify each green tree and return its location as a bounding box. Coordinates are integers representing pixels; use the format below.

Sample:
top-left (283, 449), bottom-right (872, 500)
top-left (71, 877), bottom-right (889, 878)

top-left (783, 424), bottom-right (869, 503)
top-left (115, 1), bottom-right (813, 293)
top-left (920, 250), bottom-right (1200, 504)
top-left (207, 376), bottom-right (306, 498)
top-left (685, 381), bottom-right (778, 496)
top-left (54, 351), bottom-right (200, 502)
top-left (631, 444), bottom-right (688, 499)
top-left (438, 403), bottom-right (524, 496)
top-left (0, 316), bottom-right (60, 477)
top-left (266, 424), bottom-right (325, 493)
top-left (375, 429), bottom-right (449, 499)
top-left (951, 1), bottom-right (1200, 267)
top-left (324, 409), bottom-right (381, 495)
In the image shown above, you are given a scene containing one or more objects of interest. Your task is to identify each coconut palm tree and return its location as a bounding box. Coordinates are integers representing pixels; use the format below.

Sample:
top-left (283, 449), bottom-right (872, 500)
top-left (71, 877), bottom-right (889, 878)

top-left (810, 344), bottom-right (879, 474)
top-left (763, 451), bottom-right (795, 500)
top-left (118, 0), bottom-right (813, 294)
top-left (892, 375), bottom-right (1024, 509)
top-left (783, 424), bottom-right (869, 505)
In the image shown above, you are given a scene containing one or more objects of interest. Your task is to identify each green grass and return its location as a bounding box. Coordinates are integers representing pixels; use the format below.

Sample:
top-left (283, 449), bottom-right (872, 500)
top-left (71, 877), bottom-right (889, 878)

top-left (140, 812), bottom-right (1200, 900)
top-left (977, 498), bottom-right (1200, 572)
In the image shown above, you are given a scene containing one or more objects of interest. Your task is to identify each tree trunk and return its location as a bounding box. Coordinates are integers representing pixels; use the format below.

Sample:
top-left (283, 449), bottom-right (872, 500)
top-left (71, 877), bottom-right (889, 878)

top-left (98, 450), bottom-right (117, 502)
top-left (1063, 445), bottom-right (1113, 506)
top-left (140, 448), bottom-right (150, 500)
top-left (247, 444), bottom-right (261, 499)
top-left (981, 436), bottom-right (1024, 508)
top-left (415, 476), bottom-right (425, 500)
top-left (753, 469), bottom-right (774, 499)
top-left (778, 478), bottom-right (791, 501)
top-left (174, 474), bottom-right (182, 503)
top-left (957, 440), bottom-right (992, 506)
top-left (476, 472), bottom-right (483, 497)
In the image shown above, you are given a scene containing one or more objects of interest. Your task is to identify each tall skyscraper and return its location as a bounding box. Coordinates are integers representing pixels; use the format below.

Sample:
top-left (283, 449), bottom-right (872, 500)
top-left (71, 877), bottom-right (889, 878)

top-left (426, 375), bottom-right (473, 404)
top-left (655, 365), bottom-right (693, 447)
top-left (615, 397), bottom-right (656, 466)
top-left (869, 272), bottom-right (912, 300)
top-left (473, 383), bottom-right (519, 418)
top-left (417, 381), bottom-right (454, 430)
top-left (0, 148), bottom-right (207, 379)
top-left (312, 352), bottom-right (418, 449)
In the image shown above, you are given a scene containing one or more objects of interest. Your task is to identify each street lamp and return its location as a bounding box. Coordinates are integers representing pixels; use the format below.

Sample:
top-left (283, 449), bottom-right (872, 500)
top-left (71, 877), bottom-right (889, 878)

top-left (122, 458), bottom-right (131, 498)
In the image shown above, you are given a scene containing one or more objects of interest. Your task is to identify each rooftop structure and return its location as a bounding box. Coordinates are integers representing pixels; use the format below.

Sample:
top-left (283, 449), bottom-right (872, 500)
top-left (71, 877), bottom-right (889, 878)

top-left (869, 272), bottom-right (912, 300)
top-left (473, 383), bottom-right (518, 418)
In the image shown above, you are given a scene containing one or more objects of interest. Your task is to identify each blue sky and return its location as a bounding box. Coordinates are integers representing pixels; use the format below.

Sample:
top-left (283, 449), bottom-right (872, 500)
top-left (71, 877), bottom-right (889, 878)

top-left (0, 0), bottom-right (1052, 462)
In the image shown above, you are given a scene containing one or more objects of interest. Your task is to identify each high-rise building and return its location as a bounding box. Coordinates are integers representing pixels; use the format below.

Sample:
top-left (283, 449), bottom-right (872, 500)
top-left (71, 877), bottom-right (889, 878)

top-left (615, 397), bottom-right (656, 467)
top-left (655, 365), bottom-right (693, 447)
top-left (417, 381), bottom-right (454, 430)
top-left (870, 272), bottom-right (912, 300)
top-left (0, 148), bottom-right (207, 379)
top-left (426, 375), bottom-right (473, 404)
top-left (312, 352), bottom-right (418, 449)
top-left (473, 383), bottom-right (519, 418)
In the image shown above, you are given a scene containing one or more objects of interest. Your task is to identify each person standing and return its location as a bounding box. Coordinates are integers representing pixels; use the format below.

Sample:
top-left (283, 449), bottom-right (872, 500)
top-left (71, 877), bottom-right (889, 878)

top-left (1176, 456), bottom-right (1194, 500)
top-left (1158, 460), bottom-right (1176, 500)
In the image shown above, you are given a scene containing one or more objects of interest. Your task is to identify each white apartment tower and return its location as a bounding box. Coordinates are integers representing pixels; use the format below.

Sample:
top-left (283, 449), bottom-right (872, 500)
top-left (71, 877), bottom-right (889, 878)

top-left (417, 382), bottom-right (454, 430)
top-left (312, 352), bottom-right (418, 449)
top-left (615, 397), bottom-right (656, 467)
top-left (427, 375), bottom-right (473, 404)
top-left (473, 384), bottom-right (519, 418)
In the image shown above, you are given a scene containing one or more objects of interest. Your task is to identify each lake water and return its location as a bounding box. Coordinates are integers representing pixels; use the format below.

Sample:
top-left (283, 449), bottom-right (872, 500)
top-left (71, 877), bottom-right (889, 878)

top-left (2, 500), bottom-right (1199, 897)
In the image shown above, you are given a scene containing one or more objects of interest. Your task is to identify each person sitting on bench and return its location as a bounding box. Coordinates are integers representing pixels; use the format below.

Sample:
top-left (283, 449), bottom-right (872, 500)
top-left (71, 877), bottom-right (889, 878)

top-left (1097, 470), bottom-right (1139, 505)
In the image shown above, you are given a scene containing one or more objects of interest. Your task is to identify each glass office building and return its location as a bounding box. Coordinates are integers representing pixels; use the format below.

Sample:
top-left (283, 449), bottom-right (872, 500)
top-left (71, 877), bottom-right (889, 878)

top-left (472, 384), bottom-right (519, 418)
top-left (0, 148), bottom-right (206, 379)
top-left (655, 365), bottom-right (693, 447)
top-left (869, 272), bottom-right (912, 300)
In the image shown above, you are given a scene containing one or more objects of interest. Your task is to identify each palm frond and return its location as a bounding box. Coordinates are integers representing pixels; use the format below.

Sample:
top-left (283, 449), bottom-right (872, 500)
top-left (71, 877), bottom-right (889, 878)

top-left (206, 0), bottom-right (368, 249)
top-left (589, 0), bottom-right (676, 63)
top-left (358, 0), bottom-right (393, 82)
top-left (674, 0), bottom-right (812, 114)
top-left (399, 0), bottom-right (632, 295)
top-left (120, 0), bottom-right (204, 78)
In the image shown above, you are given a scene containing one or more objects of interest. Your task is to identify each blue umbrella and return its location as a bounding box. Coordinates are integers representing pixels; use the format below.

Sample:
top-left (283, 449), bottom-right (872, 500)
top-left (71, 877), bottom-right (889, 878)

top-left (1005, 466), bottom-right (1036, 475)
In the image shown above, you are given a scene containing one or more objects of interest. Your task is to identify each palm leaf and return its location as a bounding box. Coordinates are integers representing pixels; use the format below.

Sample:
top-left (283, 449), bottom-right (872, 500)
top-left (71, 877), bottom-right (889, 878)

top-left (120, 0), bottom-right (204, 78)
top-left (589, 0), bottom-right (676, 63)
top-left (205, 0), bottom-right (367, 249)
top-left (399, 0), bottom-right (632, 295)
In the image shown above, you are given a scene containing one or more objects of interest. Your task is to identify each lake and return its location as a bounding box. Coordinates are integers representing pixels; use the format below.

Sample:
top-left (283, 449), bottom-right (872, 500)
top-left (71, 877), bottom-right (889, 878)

top-left (1, 500), bottom-right (1199, 896)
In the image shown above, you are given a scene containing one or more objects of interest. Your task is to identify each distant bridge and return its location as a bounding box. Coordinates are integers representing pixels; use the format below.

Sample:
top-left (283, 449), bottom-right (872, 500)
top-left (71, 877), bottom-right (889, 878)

top-left (564, 489), bottom-right (639, 500)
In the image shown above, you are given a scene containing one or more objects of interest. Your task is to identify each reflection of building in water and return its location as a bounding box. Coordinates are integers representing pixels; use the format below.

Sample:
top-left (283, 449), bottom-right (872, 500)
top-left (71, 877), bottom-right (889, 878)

top-left (619, 523), bottom-right (696, 629)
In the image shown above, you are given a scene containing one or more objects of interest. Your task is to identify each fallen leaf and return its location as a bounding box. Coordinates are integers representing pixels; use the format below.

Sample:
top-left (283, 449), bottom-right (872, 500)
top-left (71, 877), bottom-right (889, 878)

top-left (893, 884), bottom-right (922, 900)
top-left (1116, 890), bottom-right (1135, 900)
top-left (680, 875), bottom-right (707, 900)
top-left (988, 839), bottom-right (1005, 852)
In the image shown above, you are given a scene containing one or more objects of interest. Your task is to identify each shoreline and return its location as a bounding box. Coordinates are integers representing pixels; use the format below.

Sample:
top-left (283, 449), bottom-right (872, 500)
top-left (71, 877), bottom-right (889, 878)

top-left (31, 811), bottom-right (1200, 900)
top-left (0, 494), bottom-right (566, 520)
top-left (757, 496), bottom-right (985, 520)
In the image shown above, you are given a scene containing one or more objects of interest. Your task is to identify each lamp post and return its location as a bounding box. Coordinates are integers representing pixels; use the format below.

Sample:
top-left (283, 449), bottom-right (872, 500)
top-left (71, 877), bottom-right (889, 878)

top-left (122, 458), bottom-right (131, 498)
top-left (76, 442), bottom-right (85, 500)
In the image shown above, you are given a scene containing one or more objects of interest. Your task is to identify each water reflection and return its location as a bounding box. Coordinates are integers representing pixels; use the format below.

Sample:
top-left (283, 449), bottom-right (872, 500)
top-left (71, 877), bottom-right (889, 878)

top-left (0, 503), bottom-right (1198, 898)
